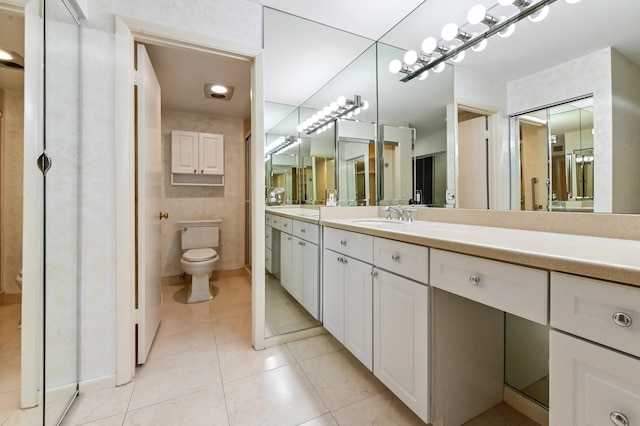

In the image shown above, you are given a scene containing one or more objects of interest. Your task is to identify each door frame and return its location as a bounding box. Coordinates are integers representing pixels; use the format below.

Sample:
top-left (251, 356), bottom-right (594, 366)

top-left (114, 17), bottom-right (265, 385)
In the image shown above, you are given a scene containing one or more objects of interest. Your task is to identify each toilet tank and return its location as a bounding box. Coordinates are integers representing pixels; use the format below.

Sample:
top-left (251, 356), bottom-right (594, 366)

top-left (179, 219), bottom-right (221, 250)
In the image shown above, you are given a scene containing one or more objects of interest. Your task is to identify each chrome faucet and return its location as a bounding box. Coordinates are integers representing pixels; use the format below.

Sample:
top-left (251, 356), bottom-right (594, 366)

top-left (384, 205), bottom-right (418, 222)
top-left (384, 205), bottom-right (404, 221)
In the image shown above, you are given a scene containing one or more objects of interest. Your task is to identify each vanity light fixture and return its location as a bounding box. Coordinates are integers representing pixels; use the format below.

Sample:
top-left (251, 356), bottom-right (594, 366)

top-left (296, 95), bottom-right (369, 135)
top-left (264, 135), bottom-right (299, 158)
top-left (390, 0), bottom-right (582, 83)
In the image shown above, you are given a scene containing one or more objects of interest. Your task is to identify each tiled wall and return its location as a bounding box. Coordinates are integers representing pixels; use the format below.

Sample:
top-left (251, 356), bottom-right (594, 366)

top-left (160, 110), bottom-right (246, 277)
top-left (1, 89), bottom-right (24, 296)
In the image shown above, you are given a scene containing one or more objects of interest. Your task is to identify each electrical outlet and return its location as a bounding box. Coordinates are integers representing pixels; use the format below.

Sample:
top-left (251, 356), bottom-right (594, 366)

top-left (445, 190), bottom-right (455, 204)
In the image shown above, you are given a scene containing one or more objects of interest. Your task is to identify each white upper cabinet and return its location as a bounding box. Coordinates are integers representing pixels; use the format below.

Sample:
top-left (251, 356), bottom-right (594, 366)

top-left (171, 130), bottom-right (224, 186)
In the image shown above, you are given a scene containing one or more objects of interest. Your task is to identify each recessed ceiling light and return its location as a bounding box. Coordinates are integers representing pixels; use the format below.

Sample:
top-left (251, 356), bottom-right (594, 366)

top-left (203, 83), bottom-right (234, 101)
top-left (210, 85), bottom-right (228, 94)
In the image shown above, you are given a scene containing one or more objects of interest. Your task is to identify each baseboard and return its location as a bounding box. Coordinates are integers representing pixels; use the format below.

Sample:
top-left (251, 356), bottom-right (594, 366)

top-left (4, 292), bottom-right (21, 305)
top-left (503, 385), bottom-right (549, 426)
top-left (242, 265), bottom-right (252, 282)
top-left (79, 374), bottom-right (118, 393)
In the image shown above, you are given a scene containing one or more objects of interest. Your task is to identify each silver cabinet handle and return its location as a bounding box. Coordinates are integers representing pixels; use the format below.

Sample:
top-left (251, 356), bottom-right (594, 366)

top-left (301, 228), bottom-right (306, 233)
top-left (340, 240), bottom-right (347, 246)
top-left (371, 271), bottom-right (378, 278)
top-left (469, 275), bottom-right (481, 285)
top-left (298, 241), bottom-right (303, 246)
top-left (391, 253), bottom-right (400, 262)
top-left (337, 257), bottom-right (347, 264)
top-left (301, 241), bottom-right (306, 247)
top-left (283, 223), bottom-right (288, 227)
top-left (612, 312), bottom-right (633, 328)
top-left (610, 412), bottom-right (629, 426)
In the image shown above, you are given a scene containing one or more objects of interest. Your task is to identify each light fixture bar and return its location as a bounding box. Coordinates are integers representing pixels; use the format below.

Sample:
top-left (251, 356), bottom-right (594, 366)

top-left (265, 136), bottom-right (298, 156)
top-left (401, 0), bottom-right (558, 82)
top-left (300, 95), bottom-right (364, 135)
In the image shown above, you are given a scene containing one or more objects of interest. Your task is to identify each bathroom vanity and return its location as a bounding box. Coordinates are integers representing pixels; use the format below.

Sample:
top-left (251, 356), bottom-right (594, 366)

top-left (318, 207), bottom-right (640, 426)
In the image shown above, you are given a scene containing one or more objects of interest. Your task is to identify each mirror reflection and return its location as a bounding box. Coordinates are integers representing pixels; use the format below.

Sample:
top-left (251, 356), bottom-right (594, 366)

top-left (514, 97), bottom-right (594, 212)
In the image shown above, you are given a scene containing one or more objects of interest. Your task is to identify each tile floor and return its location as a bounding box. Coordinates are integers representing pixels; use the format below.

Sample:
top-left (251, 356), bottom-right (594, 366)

top-left (0, 303), bottom-right (22, 425)
top-left (264, 273), bottom-right (320, 337)
top-left (2, 275), bottom-right (540, 425)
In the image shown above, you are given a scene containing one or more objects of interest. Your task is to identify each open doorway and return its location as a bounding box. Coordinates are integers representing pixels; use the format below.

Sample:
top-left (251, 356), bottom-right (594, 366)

top-left (115, 17), bottom-right (263, 382)
top-left (0, 8), bottom-right (25, 412)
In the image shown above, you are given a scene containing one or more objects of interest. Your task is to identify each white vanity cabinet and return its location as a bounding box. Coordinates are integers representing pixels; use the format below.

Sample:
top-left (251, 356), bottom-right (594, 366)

top-left (171, 130), bottom-right (224, 186)
top-left (372, 237), bottom-right (430, 423)
top-left (550, 272), bottom-right (640, 425)
top-left (323, 228), bottom-right (374, 369)
top-left (293, 220), bottom-right (320, 319)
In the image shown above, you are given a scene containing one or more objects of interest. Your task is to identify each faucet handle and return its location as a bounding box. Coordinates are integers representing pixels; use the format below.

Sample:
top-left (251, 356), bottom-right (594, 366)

top-left (383, 206), bottom-right (392, 220)
top-left (405, 207), bottom-right (418, 222)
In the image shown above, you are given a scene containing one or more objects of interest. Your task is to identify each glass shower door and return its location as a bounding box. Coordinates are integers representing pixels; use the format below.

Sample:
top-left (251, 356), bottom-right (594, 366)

top-left (43, 0), bottom-right (81, 423)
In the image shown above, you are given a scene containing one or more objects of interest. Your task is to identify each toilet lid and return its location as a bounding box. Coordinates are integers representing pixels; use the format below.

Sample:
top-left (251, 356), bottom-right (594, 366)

top-left (183, 248), bottom-right (217, 262)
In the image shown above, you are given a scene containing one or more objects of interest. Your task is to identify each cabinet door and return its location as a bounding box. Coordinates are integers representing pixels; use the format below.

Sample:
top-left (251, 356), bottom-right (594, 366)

top-left (280, 232), bottom-right (293, 294)
top-left (344, 256), bottom-right (374, 370)
top-left (171, 130), bottom-right (199, 174)
top-left (289, 236), bottom-right (305, 304)
top-left (374, 269), bottom-right (430, 423)
top-left (302, 242), bottom-right (319, 320)
top-left (199, 133), bottom-right (224, 175)
top-left (550, 330), bottom-right (640, 425)
top-left (323, 249), bottom-right (345, 343)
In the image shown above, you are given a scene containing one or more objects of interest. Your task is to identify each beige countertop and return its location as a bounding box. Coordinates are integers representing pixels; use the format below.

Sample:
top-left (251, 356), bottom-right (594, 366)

top-left (265, 206), bottom-right (320, 225)
top-left (320, 216), bottom-right (640, 287)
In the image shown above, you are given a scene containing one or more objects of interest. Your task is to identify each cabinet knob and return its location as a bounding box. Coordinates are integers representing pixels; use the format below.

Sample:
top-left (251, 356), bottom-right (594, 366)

top-left (391, 253), bottom-right (400, 262)
top-left (158, 212), bottom-right (169, 220)
top-left (337, 256), bottom-right (342, 263)
top-left (340, 240), bottom-right (347, 246)
top-left (371, 271), bottom-right (378, 278)
top-left (283, 223), bottom-right (288, 227)
top-left (469, 275), bottom-right (481, 285)
top-left (301, 228), bottom-right (306, 233)
top-left (193, 169), bottom-right (197, 173)
top-left (612, 312), bottom-right (632, 328)
top-left (201, 170), bottom-right (204, 173)
top-left (610, 412), bottom-right (629, 426)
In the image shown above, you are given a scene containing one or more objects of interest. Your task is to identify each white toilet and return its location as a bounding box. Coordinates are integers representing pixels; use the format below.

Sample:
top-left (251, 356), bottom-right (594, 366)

top-left (179, 219), bottom-right (221, 303)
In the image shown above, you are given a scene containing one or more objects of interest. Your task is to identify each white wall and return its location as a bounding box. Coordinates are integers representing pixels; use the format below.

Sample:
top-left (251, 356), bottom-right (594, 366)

top-left (611, 49), bottom-right (640, 214)
top-left (76, 0), bottom-right (261, 384)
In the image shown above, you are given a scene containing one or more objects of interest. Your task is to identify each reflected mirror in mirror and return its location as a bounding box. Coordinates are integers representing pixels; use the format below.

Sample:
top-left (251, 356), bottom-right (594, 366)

top-left (514, 97), bottom-right (594, 213)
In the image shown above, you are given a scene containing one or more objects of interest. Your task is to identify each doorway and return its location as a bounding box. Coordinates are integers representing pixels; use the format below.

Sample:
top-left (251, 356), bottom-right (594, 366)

top-left (115, 17), bottom-right (264, 382)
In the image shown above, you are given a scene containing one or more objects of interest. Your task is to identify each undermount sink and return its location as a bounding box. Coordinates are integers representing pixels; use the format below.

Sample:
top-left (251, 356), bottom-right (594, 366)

top-left (351, 219), bottom-right (408, 226)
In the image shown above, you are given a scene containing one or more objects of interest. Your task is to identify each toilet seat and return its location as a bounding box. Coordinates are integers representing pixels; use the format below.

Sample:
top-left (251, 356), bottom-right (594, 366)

top-left (183, 248), bottom-right (217, 262)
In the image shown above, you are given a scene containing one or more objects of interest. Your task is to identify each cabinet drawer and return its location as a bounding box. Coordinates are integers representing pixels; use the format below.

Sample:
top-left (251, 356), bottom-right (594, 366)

top-left (270, 215), bottom-right (292, 232)
top-left (265, 213), bottom-right (274, 227)
top-left (293, 220), bottom-right (319, 245)
top-left (374, 237), bottom-right (429, 284)
top-left (430, 249), bottom-right (548, 324)
top-left (324, 227), bottom-right (373, 263)
top-left (551, 272), bottom-right (640, 358)
top-left (550, 330), bottom-right (640, 426)
top-left (265, 225), bottom-right (273, 249)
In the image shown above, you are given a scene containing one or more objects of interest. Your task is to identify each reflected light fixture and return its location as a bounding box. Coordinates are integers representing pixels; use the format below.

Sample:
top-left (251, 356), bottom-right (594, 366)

top-left (297, 95), bottom-right (368, 135)
top-left (390, 0), bottom-right (582, 83)
top-left (0, 48), bottom-right (24, 69)
top-left (203, 83), bottom-right (234, 100)
top-left (265, 135), bottom-right (300, 158)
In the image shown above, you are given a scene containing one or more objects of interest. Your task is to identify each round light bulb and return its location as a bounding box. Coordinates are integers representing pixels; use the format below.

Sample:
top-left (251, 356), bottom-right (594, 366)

top-left (337, 96), bottom-right (346, 106)
top-left (498, 18), bottom-right (515, 38)
top-left (433, 63), bottom-right (446, 73)
top-left (421, 37), bottom-right (437, 54)
top-left (452, 50), bottom-right (465, 63)
top-left (354, 107), bottom-right (362, 115)
top-left (311, 113), bottom-right (319, 122)
top-left (296, 124), bottom-right (303, 132)
top-left (467, 5), bottom-right (487, 25)
top-left (210, 84), bottom-right (228, 94)
top-left (418, 71), bottom-right (428, 81)
top-left (330, 102), bottom-right (339, 112)
top-left (389, 59), bottom-right (403, 74)
top-left (528, 6), bottom-right (549, 22)
top-left (441, 23), bottom-right (459, 41)
top-left (362, 100), bottom-right (369, 110)
top-left (471, 34), bottom-right (488, 52)
top-left (323, 106), bottom-right (331, 115)
top-left (317, 110), bottom-right (325, 119)
top-left (328, 122), bottom-right (334, 129)
top-left (346, 111), bottom-right (353, 119)
top-left (404, 50), bottom-right (418, 65)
